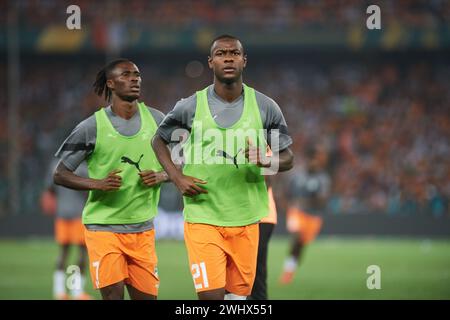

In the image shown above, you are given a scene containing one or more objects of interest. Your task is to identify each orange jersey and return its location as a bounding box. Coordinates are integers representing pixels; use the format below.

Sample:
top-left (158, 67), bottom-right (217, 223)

top-left (184, 222), bottom-right (259, 296)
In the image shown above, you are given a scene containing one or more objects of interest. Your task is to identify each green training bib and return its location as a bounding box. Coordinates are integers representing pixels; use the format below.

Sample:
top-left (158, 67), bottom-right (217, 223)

top-left (82, 103), bottom-right (162, 224)
top-left (182, 84), bottom-right (269, 226)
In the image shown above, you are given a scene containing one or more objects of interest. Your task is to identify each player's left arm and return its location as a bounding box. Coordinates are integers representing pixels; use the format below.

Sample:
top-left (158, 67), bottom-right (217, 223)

top-left (269, 147), bottom-right (294, 172)
top-left (245, 139), bottom-right (293, 172)
top-left (248, 93), bottom-right (294, 172)
top-left (139, 170), bottom-right (169, 187)
top-left (140, 107), bottom-right (171, 187)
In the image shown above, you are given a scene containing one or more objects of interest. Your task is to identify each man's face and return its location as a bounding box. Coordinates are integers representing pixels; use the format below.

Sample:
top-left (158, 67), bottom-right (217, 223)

top-left (208, 39), bottom-right (247, 84)
top-left (107, 62), bottom-right (141, 102)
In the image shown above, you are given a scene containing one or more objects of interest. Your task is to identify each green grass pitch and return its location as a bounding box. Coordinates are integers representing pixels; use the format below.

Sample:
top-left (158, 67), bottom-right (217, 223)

top-left (0, 237), bottom-right (449, 300)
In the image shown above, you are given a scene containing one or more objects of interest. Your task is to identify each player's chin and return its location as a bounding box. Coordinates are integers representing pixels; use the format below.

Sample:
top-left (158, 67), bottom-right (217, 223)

top-left (123, 93), bottom-right (140, 102)
top-left (217, 73), bottom-right (239, 84)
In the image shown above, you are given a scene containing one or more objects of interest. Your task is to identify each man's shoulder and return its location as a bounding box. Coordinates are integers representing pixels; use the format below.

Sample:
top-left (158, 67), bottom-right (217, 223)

top-left (73, 113), bottom-right (97, 131)
top-left (146, 105), bottom-right (163, 114)
top-left (180, 85), bottom-right (217, 109)
top-left (253, 89), bottom-right (278, 109)
top-left (145, 106), bottom-right (166, 124)
top-left (175, 92), bottom-right (197, 110)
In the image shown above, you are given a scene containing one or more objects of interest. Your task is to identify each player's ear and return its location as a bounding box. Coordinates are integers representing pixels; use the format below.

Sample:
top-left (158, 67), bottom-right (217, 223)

top-left (243, 54), bottom-right (247, 68)
top-left (106, 79), bottom-right (114, 90)
top-left (207, 56), bottom-right (213, 69)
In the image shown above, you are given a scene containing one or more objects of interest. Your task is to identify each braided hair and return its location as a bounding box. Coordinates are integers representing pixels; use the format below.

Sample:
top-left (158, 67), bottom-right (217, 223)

top-left (93, 58), bottom-right (132, 102)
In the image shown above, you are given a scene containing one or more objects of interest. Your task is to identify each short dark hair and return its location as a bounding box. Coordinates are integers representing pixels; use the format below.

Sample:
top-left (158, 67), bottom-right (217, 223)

top-left (93, 58), bottom-right (132, 102)
top-left (209, 34), bottom-right (244, 56)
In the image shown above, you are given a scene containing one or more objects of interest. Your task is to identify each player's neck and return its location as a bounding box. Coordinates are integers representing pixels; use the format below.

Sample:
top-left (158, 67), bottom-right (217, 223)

top-left (110, 98), bottom-right (138, 120)
top-left (213, 79), bottom-right (243, 103)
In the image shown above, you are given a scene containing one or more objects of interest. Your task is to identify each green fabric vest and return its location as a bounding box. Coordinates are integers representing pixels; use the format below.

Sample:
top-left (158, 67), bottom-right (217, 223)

top-left (82, 103), bottom-right (162, 224)
top-left (182, 84), bottom-right (269, 226)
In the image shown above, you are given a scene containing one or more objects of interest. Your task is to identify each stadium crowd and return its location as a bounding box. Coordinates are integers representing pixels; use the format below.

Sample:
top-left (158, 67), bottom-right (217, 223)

top-left (9, 0), bottom-right (450, 30)
top-left (0, 54), bottom-right (448, 217)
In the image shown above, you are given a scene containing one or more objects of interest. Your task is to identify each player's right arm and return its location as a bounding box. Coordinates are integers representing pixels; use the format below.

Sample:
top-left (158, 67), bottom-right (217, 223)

top-left (152, 135), bottom-right (207, 197)
top-left (52, 115), bottom-right (122, 191)
top-left (152, 97), bottom-right (207, 197)
top-left (54, 162), bottom-right (121, 191)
